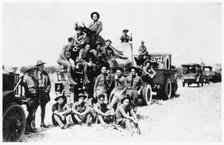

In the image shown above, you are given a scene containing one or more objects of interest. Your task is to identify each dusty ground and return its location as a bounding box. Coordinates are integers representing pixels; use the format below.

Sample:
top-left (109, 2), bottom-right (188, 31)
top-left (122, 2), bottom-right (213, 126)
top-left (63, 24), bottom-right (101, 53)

top-left (20, 80), bottom-right (221, 142)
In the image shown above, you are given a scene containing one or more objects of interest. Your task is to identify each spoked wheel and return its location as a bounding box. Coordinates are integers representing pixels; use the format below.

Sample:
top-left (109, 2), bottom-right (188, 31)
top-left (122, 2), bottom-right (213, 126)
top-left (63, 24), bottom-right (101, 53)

top-left (3, 103), bottom-right (26, 142)
top-left (142, 84), bottom-right (152, 105)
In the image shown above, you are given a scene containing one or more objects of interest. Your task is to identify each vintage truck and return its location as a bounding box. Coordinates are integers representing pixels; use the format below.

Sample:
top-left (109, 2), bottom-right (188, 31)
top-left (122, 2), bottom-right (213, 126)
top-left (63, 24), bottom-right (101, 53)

top-left (2, 70), bottom-right (26, 142)
top-left (181, 63), bottom-right (204, 87)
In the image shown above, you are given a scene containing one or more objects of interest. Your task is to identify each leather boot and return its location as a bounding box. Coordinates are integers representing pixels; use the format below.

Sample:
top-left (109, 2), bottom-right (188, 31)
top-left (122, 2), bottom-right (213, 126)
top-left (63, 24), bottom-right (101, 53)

top-left (67, 72), bottom-right (78, 86)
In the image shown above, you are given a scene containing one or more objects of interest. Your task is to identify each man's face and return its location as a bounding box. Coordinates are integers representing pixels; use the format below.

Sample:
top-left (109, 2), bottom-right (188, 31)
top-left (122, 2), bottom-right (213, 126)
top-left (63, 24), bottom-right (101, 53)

top-left (123, 31), bottom-right (128, 35)
top-left (105, 41), bottom-right (111, 47)
top-left (101, 66), bottom-right (107, 74)
top-left (85, 44), bottom-right (91, 51)
top-left (37, 64), bottom-right (44, 72)
top-left (96, 44), bottom-right (101, 50)
top-left (116, 70), bottom-right (122, 77)
top-left (98, 97), bottom-right (105, 104)
top-left (131, 68), bottom-right (136, 76)
top-left (92, 14), bottom-right (98, 21)
top-left (123, 99), bottom-right (130, 107)
top-left (69, 40), bottom-right (74, 45)
top-left (58, 98), bottom-right (64, 105)
top-left (76, 29), bottom-right (82, 35)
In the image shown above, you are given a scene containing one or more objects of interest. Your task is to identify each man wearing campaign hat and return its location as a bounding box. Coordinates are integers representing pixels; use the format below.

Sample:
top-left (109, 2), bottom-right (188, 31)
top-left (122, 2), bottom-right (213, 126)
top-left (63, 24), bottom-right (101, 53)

top-left (109, 67), bottom-right (126, 110)
top-left (142, 59), bottom-right (156, 84)
top-left (124, 66), bottom-right (143, 112)
top-left (73, 24), bottom-right (89, 50)
top-left (33, 60), bottom-right (51, 128)
top-left (115, 94), bottom-right (140, 134)
top-left (52, 94), bottom-right (71, 129)
top-left (71, 93), bottom-right (94, 126)
top-left (138, 40), bottom-right (148, 56)
top-left (23, 65), bottom-right (39, 133)
top-left (120, 29), bottom-right (132, 43)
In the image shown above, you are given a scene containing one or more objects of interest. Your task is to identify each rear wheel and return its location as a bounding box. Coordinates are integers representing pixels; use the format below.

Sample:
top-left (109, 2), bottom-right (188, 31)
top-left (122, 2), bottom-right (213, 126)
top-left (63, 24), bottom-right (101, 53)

top-left (163, 78), bottom-right (172, 100)
top-left (142, 84), bottom-right (152, 105)
top-left (3, 103), bottom-right (26, 142)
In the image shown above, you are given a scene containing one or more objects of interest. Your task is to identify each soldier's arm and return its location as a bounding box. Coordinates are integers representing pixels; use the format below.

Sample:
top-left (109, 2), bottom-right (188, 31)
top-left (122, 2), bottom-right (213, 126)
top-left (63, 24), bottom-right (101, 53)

top-left (119, 107), bottom-right (133, 120)
top-left (94, 104), bottom-right (106, 116)
top-left (62, 104), bottom-right (72, 115)
top-left (96, 21), bottom-right (103, 35)
top-left (52, 104), bottom-right (62, 116)
top-left (71, 103), bottom-right (81, 115)
top-left (93, 76), bottom-right (99, 97)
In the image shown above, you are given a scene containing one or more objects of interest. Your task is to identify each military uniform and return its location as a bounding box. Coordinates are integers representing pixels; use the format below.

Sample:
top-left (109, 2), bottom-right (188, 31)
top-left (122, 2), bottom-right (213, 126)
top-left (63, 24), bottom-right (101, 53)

top-left (124, 75), bottom-right (143, 105)
top-left (94, 102), bottom-right (114, 124)
top-left (110, 76), bottom-right (126, 108)
top-left (72, 101), bottom-right (94, 124)
top-left (94, 73), bottom-right (113, 100)
top-left (120, 34), bottom-right (132, 43)
top-left (23, 73), bottom-right (39, 131)
top-left (52, 102), bottom-right (71, 128)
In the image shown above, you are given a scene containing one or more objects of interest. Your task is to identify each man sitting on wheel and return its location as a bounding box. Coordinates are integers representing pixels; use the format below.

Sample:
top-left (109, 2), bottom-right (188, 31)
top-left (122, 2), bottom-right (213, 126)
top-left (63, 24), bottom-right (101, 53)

top-left (124, 67), bottom-right (143, 113)
top-left (109, 67), bottom-right (126, 110)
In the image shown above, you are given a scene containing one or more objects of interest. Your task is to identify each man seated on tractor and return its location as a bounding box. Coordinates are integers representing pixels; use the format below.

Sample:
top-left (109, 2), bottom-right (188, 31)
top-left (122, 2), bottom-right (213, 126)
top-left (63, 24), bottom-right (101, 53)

top-left (142, 60), bottom-right (156, 85)
top-left (94, 94), bottom-right (115, 128)
top-left (77, 43), bottom-right (97, 84)
top-left (23, 66), bottom-right (39, 133)
top-left (100, 39), bottom-right (115, 61)
top-left (115, 95), bottom-right (141, 135)
top-left (138, 41), bottom-right (148, 56)
top-left (52, 94), bottom-right (71, 129)
top-left (80, 11), bottom-right (103, 45)
top-left (71, 93), bottom-right (94, 126)
top-left (109, 67), bottom-right (126, 110)
top-left (94, 64), bottom-right (113, 102)
top-left (57, 37), bottom-right (77, 85)
top-left (120, 29), bottom-right (132, 43)
top-left (73, 25), bottom-right (89, 51)
top-left (124, 67), bottom-right (143, 113)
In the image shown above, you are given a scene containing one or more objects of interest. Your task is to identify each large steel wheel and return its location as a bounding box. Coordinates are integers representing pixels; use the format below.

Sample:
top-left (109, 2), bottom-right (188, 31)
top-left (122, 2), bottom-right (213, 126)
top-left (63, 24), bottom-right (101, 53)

top-left (142, 84), bottom-right (152, 105)
top-left (3, 103), bottom-right (26, 142)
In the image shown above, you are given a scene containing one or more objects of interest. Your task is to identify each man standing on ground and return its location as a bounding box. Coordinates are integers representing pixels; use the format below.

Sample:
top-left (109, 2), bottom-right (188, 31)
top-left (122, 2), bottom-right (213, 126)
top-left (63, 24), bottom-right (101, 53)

top-left (34, 60), bottom-right (51, 128)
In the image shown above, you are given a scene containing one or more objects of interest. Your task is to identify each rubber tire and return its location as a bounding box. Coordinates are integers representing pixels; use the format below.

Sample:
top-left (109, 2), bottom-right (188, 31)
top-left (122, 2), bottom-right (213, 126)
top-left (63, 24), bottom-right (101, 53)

top-left (3, 102), bottom-right (26, 142)
top-left (163, 78), bottom-right (172, 100)
top-left (164, 55), bottom-right (171, 70)
top-left (142, 84), bottom-right (153, 105)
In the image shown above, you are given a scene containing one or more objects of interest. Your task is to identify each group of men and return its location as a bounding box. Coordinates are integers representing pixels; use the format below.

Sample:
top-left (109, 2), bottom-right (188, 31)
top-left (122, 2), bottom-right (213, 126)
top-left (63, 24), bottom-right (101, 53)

top-left (22, 11), bottom-right (153, 135)
top-left (22, 60), bottom-right (51, 133)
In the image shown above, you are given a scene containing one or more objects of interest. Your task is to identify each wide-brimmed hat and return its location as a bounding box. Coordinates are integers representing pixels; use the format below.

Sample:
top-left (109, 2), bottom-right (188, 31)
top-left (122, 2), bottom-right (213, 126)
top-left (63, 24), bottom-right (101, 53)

top-left (90, 11), bottom-right (100, 20)
top-left (141, 41), bottom-right (145, 44)
top-left (115, 67), bottom-right (124, 73)
top-left (54, 94), bottom-right (66, 101)
top-left (122, 29), bottom-right (129, 32)
top-left (77, 93), bottom-right (87, 99)
top-left (95, 41), bottom-right (103, 46)
top-left (36, 60), bottom-right (46, 66)
top-left (105, 39), bottom-right (112, 43)
top-left (25, 65), bottom-right (36, 72)
top-left (128, 66), bottom-right (138, 72)
top-left (98, 93), bottom-right (106, 99)
top-left (100, 62), bottom-right (110, 70)
top-left (121, 95), bottom-right (132, 104)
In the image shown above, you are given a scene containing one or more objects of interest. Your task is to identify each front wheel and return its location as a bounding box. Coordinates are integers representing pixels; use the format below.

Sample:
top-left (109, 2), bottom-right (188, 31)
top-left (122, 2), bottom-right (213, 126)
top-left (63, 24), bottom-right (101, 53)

top-left (3, 103), bottom-right (26, 142)
top-left (142, 84), bottom-right (152, 105)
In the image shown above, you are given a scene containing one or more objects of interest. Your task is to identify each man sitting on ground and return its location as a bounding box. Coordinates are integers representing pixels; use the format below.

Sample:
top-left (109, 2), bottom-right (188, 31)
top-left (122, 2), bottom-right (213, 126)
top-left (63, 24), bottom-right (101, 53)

top-left (115, 95), bottom-right (141, 134)
top-left (94, 94), bottom-right (115, 127)
top-left (71, 93), bottom-right (94, 126)
top-left (52, 94), bottom-right (71, 129)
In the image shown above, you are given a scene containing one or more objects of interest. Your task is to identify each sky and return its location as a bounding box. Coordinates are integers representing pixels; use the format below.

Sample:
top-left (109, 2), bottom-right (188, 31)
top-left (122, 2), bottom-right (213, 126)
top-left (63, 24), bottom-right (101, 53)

top-left (2, 2), bottom-right (221, 67)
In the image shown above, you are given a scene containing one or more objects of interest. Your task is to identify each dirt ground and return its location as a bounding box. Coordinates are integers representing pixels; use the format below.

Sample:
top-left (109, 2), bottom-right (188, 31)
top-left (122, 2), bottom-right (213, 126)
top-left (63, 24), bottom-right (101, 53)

top-left (20, 80), bottom-right (221, 142)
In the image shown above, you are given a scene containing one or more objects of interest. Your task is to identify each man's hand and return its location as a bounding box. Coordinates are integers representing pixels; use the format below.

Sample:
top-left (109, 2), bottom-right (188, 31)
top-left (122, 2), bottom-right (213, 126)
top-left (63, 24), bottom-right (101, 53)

top-left (137, 90), bottom-right (141, 95)
top-left (114, 75), bottom-right (118, 80)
